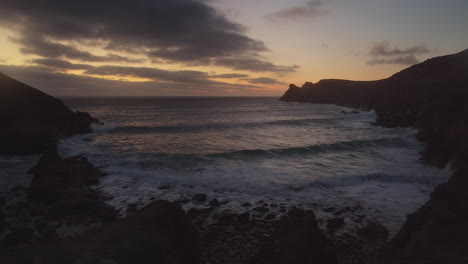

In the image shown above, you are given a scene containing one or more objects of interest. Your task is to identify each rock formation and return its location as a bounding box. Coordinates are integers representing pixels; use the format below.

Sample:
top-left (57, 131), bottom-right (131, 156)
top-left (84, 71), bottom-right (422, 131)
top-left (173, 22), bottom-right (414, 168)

top-left (0, 72), bottom-right (97, 155)
top-left (280, 49), bottom-right (468, 263)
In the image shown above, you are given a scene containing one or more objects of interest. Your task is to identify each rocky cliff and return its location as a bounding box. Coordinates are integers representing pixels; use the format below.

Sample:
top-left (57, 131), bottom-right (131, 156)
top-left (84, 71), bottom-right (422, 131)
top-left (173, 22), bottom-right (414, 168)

top-left (280, 49), bottom-right (468, 263)
top-left (0, 72), bottom-right (97, 155)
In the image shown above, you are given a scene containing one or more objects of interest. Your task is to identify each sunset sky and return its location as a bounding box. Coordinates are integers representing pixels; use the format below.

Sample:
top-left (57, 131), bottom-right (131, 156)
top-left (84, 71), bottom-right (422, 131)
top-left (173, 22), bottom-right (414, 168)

top-left (0, 0), bottom-right (467, 96)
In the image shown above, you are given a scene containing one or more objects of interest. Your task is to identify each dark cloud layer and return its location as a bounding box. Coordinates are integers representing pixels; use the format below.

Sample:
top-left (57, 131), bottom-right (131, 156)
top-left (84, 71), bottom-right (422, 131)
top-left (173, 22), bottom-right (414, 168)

top-left (367, 56), bottom-right (420, 66)
top-left (243, 77), bottom-right (284, 85)
top-left (215, 57), bottom-right (299, 72)
top-left (31, 58), bottom-right (92, 70)
top-left (0, 64), bottom-right (267, 96)
top-left (0, 0), bottom-right (295, 73)
top-left (212, 73), bottom-right (250, 79)
top-left (265, 1), bottom-right (329, 23)
top-left (367, 42), bottom-right (430, 65)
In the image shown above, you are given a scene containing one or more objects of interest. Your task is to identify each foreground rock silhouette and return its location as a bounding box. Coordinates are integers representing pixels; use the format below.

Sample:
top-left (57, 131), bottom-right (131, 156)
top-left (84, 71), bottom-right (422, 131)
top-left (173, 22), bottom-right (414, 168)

top-left (0, 72), bottom-right (97, 155)
top-left (0, 200), bottom-right (200, 264)
top-left (280, 49), bottom-right (468, 263)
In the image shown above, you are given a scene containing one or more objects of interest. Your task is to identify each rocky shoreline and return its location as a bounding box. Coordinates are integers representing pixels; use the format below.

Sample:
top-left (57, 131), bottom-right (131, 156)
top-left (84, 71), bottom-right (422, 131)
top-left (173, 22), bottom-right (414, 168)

top-left (1, 150), bottom-right (391, 264)
top-left (280, 49), bottom-right (468, 263)
top-left (1, 49), bottom-right (467, 263)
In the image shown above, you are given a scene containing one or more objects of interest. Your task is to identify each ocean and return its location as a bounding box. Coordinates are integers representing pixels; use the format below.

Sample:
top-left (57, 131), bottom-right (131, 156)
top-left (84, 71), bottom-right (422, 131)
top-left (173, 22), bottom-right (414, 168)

top-left (0, 97), bottom-right (450, 234)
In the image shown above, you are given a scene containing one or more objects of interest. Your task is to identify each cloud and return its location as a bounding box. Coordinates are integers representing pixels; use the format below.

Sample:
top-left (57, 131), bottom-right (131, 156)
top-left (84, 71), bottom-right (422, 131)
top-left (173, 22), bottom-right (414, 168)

top-left (215, 57), bottom-right (299, 72)
top-left (369, 42), bottom-right (430, 57)
top-left (84, 65), bottom-right (214, 84)
top-left (243, 77), bottom-right (285, 85)
top-left (211, 73), bottom-right (250, 79)
top-left (367, 56), bottom-right (420, 66)
top-left (0, 64), bottom-right (269, 96)
top-left (265, 1), bottom-right (330, 23)
top-left (367, 42), bottom-right (430, 65)
top-left (0, 0), bottom-right (292, 73)
top-left (31, 58), bottom-right (92, 70)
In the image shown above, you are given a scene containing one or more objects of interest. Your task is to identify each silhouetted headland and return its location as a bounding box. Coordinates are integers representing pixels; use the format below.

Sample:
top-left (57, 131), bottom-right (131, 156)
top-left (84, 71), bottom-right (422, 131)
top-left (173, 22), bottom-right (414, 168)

top-left (281, 49), bottom-right (468, 263)
top-left (0, 73), bottom-right (98, 155)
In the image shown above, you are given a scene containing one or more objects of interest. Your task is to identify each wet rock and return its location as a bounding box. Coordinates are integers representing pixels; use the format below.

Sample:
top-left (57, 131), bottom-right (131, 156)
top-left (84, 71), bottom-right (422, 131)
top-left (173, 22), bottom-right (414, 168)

top-left (253, 206), bottom-right (269, 213)
top-left (73, 256), bottom-right (119, 264)
top-left (327, 217), bottom-right (345, 231)
top-left (270, 203), bottom-right (278, 208)
top-left (3, 226), bottom-right (33, 245)
top-left (253, 211), bottom-right (337, 264)
top-left (192, 193), bottom-right (207, 202)
top-left (219, 209), bottom-right (237, 223)
top-left (209, 199), bottom-right (220, 207)
top-left (323, 207), bottom-right (336, 213)
top-left (287, 206), bottom-right (305, 217)
top-left (242, 202), bottom-right (252, 207)
top-left (237, 212), bottom-right (250, 223)
top-left (26, 150), bottom-right (117, 221)
top-left (187, 206), bottom-right (212, 216)
top-left (126, 204), bottom-right (138, 214)
top-left (175, 198), bottom-right (190, 204)
top-left (157, 184), bottom-right (171, 190)
top-left (357, 219), bottom-right (388, 240)
top-left (265, 213), bottom-right (276, 220)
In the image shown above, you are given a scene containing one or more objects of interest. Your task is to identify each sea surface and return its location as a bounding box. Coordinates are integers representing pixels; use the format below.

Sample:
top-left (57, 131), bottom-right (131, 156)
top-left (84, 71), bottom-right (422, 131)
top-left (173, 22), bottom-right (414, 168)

top-left (0, 97), bottom-right (451, 234)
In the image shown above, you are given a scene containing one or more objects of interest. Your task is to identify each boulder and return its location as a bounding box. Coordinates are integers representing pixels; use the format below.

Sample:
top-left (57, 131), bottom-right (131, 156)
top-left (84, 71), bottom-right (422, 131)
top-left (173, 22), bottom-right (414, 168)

top-left (27, 150), bottom-right (116, 221)
top-left (253, 210), bottom-right (337, 264)
top-left (357, 219), bottom-right (388, 240)
top-left (0, 201), bottom-right (200, 264)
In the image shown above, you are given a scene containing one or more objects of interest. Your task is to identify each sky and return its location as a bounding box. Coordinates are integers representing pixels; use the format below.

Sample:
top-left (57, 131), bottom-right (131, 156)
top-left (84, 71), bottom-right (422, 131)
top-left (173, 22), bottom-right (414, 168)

top-left (0, 0), bottom-right (466, 96)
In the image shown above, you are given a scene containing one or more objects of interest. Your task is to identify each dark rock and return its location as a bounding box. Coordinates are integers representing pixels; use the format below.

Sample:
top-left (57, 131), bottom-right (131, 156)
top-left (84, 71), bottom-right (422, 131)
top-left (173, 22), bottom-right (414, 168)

top-left (253, 206), bottom-right (269, 213)
top-left (0, 72), bottom-right (98, 155)
top-left (76, 201), bottom-right (199, 264)
top-left (187, 206), bottom-right (212, 216)
top-left (237, 212), bottom-right (250, 223)
top-left (3, 226), bottom-right (33, 245)
top-left (357, 219), bottom-right (388, 240)
top-left (265, 213), bottom-right (276, 220)
top-left (287, 206), bottom-right (305, 217)
top-left (327, 217), bottom-right (345, 230)
top-left (27, 150), bottom-right (117, 221)
top-left (253, 212), bottom-right (337, 264)
top-left (192, 193), bottom-right (207, 202)
top-left (242, 202), bottom-right (252, 207)
top-left (73, 256), bottom-right (119, 264)
top-left (175, 198), bottom-right (190, 204)
top-left (0, 201), bottom-right (200, 264)
top-left (157, 184), bottom-right (171, 190)
top-left (219, 209), bottom-right (237, 223)
top-left (270, 203), bottom-right (278, 208)
top-left (382, 169), bottom-right (468, 264)
top-left (208, 198), bottom-right (220, 207)
top-left (323, 207), bottom-right (336, 213)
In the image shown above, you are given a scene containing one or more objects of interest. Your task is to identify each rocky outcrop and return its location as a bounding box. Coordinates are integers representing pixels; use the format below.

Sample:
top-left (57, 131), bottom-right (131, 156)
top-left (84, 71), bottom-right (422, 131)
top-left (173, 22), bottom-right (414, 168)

top-left (0, 200), bottom-right (200, 264)
top-left (381, 168), bottom-right (468, 264)
top-left (280, 49), bottom-right (468, 168)
top-left (253, 208), bottom-right (337, 264)
top-left (0, 72), bottom-right (97, 155)
top-left (280, 49), bottom-right (468, 263)
top-left (27, 150), bottom-right (116, 221)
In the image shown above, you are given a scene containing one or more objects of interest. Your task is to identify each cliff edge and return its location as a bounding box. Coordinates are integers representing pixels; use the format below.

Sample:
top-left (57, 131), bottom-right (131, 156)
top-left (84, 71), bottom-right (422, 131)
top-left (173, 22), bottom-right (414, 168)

top-left (280, 49), bottom-right (468, 263)
top-left (0, 73), bottom-right (97, 154)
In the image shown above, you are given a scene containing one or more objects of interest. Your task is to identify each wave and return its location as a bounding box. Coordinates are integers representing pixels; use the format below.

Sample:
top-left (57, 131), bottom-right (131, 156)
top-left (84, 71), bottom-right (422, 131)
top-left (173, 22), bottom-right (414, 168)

top-left (209, 137), bottom-right (409, 160)
top-left (308, 172), bottom-right (445, 188)
top-left (107, 117), bottom-right (343, 134)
